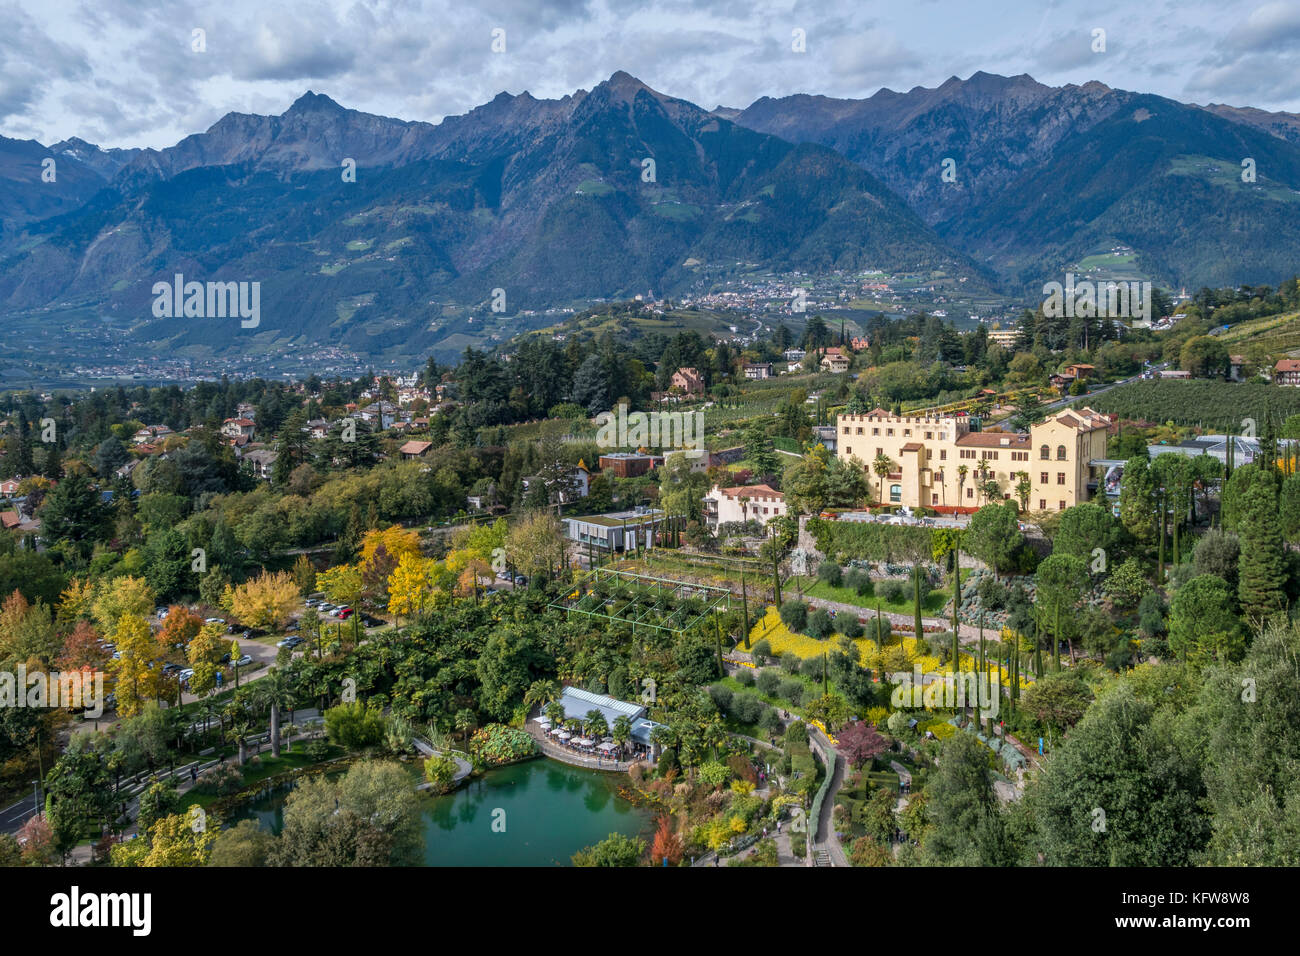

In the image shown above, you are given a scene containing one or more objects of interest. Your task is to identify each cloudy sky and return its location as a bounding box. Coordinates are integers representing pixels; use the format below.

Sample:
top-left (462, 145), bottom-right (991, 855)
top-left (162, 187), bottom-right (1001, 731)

top-left (3, 0), bottom-right (1299, 149)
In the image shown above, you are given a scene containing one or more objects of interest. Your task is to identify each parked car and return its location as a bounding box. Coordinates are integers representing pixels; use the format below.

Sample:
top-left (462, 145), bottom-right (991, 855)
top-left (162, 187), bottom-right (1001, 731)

top-left (276, 636), bottom-right (305, 648)
top-left (338, 607), bottom-right (354, 620)
top-left (236, 654), bottom-right (253, 667)
top-left (178, 668), bottom-right (194, 682)
top-left (204, 617), bottom-right (225, 625)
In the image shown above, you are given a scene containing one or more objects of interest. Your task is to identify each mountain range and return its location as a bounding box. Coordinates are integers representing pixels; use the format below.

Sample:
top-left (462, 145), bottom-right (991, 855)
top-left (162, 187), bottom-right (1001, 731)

top-left (3, 70), bottom-right (1300, 364)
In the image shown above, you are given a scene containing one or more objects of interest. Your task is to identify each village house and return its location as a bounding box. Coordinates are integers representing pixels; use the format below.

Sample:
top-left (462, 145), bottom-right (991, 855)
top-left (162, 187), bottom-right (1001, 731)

top-left (132, 424), bottom-right (174, 445)
top-left (670, 367), bottom-right (705, 396)
top-left (241, 448), bottom-right (278, 480)
top-left (359, 402), bottom-right (398, 429)
top-left (220, 418), bottom-right (255, 441)
top-left (834, 406), bottom-right (1112, 512)
top-left (399, 440), bottom-right (433, 460)
top-left (703, 483), bottom-right (788, 528)
top-left (743, 362), bottom-right (774, 380)
top-left (817, 347), bottom-right (850, 373)
top-left (1275, 359), bottom-right (1300, 386)
top-left (521, 462), bottom-right (591, 504)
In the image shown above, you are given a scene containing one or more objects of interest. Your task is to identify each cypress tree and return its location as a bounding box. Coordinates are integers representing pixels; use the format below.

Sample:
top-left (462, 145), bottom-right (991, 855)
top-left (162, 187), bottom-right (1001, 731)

top-left (913, 564), bottom-right (923, 646)
top-left (950, 547), bottom-right (960, 670)
top-left (1238, 481), bottom-right (1288, 622)
top-left (740, 574), bottom-right (751, 649)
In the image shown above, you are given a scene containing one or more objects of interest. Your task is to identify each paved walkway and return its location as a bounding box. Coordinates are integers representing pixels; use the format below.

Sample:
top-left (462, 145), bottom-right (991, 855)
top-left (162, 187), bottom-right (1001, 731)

top-left (412, 737), bottom-right (473, 786)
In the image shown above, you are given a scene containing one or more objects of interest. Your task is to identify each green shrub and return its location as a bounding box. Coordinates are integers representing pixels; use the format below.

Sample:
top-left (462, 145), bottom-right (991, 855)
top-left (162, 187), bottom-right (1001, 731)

top-left (731, 693), bottom-right (764, 725)
top-left (735, 668), bottom-right (756, 687)
top-left (880, 580), bottom-right (907, 603)
top-left (324, 701), bottom-right (386, 750)
top-left (423, 754), bottom-right (459, 792)
top-left (844, 569), bottom-right (874, 597)
top-left (780, 680), bottom-right (805, 706)
top-left (806, 609), bottom-right (834, 639)
top-left (781, 651), bottom-right (802, 674)
top-left (836, 615), bottom-right (863, 638)
top-left (757, 669), bottom-right (782, 696)
top-left (780, 601), bottom-right (808, 632)
top-left (817, 562), bottom-right (843, 587)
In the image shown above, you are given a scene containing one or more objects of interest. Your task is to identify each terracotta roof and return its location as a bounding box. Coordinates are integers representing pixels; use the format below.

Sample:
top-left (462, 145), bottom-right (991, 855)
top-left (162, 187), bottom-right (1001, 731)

top-left (398, 440), bottom-right (432, 455)
top-left (719, 483), bottom-right (784, 499)
top-left (955, 431), bottom-right (1031, 448)
top-left (0, 511), bottom-right (21, 529)
top-left (1276, 359), bottom-right (1300, 373)
top-left (900, 442), bottom-right (925, 452)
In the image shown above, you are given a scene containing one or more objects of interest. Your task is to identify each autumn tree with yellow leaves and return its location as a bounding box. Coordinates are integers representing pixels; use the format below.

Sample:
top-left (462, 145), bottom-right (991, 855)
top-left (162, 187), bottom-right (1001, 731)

top-left (225, 570), bottom-right (300, 632)
top-left (108, 613), bottom-right (160, 716)
top-left (91, 576), bottom-right (155, 637)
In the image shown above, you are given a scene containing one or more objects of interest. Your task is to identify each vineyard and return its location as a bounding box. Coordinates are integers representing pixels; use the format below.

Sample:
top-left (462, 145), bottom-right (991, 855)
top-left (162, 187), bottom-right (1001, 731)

top-left (1218, 309), bottom-right (1300, 352)
top-left (1080, 380), bottom-right (1300, 430)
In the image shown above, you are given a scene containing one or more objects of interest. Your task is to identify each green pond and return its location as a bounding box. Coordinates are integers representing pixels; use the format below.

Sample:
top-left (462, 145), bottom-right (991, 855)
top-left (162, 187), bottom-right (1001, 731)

top-left (240, 758), bottom-right (654, 866)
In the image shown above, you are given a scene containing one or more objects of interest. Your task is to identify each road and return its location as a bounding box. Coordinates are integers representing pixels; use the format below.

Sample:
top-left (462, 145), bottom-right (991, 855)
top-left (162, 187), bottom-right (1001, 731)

top-left (1039, 362), bottom-right (1168, 414)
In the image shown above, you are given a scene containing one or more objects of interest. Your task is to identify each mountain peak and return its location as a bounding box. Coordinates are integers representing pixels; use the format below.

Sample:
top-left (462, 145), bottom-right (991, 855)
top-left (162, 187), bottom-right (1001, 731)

top-left (287, 91), bottom-right (346, 114)
top-left (600, 70), bottom-right (655, 101)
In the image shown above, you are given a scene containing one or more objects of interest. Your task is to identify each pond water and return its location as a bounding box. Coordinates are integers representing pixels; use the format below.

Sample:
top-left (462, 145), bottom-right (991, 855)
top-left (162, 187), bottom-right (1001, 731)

top-left (239, 757), bottom-right (655, 866)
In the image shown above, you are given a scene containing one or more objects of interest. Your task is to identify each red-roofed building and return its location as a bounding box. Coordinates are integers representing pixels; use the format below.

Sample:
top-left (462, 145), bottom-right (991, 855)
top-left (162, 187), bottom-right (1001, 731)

top-left (399, 440), bottom-right (433, 459)
top-left (1276, 359), bottom-right (1300, 386)
top-left (703, 483), bottom-right (787, 528)
top-left (221, 418), bottom-right (256, 441)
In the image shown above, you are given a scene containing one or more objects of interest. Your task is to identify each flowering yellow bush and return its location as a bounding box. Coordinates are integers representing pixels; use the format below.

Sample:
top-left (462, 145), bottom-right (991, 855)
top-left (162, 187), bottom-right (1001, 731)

top-left (747, 608), bottom-right (833, 659)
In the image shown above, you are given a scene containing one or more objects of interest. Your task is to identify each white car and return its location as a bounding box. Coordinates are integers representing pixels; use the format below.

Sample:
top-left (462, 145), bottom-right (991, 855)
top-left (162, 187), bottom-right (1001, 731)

top-left (178, 668), bottom-right (194, 681)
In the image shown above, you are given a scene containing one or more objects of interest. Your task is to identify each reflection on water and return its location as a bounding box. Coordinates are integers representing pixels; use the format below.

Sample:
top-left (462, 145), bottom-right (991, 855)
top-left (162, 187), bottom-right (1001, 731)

top-left (239, 758), bottom-right (653, 866)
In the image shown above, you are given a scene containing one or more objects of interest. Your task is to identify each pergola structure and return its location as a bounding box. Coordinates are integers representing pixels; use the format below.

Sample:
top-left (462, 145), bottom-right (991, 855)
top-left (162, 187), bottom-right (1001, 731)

top-left (549, 567), bottom-right (734, 635)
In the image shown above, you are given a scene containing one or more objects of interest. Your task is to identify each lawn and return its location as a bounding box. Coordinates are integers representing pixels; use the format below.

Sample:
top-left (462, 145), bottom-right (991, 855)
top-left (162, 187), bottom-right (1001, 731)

top-left (790, 576), bottom-right (953, 617)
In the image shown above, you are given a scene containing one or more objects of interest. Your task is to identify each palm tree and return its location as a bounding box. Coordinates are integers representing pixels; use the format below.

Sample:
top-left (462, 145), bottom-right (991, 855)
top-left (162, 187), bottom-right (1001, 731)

top-left (975, 462), bottom-right (992, 505)
top-left (524, 679), bottom-right (560, 713)
top-left (544, 700), bottom-right (565, 727)
top-left (1015, 471), bottom-right (1032, 512)
top-left (611, 715), bottom-right (632, 752)
top-left (454, 708), bottom-right (477, 750)
top-left (584, 709), bottom-right (609, 740)
top-left (872, 453), bottom-right (894, 506)
top-left (257, 667), bottom-right (294, 759)
top-left (956, 464), bottom-right (969, 507)
top-left (648, 724), bottom-right (675, 760)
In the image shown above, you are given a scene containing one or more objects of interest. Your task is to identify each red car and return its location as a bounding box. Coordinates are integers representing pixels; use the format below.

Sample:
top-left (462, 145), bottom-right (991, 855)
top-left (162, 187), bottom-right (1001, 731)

top-left (338, 607), bottom-right (354, 620)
